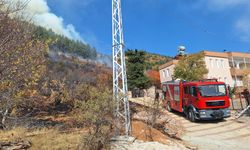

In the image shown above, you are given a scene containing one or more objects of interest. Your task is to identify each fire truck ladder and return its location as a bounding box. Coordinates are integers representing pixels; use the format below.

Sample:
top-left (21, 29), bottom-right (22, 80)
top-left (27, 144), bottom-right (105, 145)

top-left (112, 0), bottom-right (131, 136)
top-left (236, 105), bottom-right (250, 119)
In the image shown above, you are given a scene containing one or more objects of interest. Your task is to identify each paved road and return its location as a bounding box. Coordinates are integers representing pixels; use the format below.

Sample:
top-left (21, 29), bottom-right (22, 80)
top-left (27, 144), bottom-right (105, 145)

top-left (130, 98), bottom-right (250, 150)
top-left (166, 110), bottom-right (250, 150)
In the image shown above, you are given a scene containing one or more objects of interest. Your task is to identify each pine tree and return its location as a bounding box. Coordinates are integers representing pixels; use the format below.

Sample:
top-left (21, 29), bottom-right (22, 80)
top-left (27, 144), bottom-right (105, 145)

top-left (126, 49), bottom-right (150, 90)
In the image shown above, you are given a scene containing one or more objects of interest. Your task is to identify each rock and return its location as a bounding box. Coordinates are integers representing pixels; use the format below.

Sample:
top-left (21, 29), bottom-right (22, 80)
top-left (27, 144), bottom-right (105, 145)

top-left (183, 142), bottom-right (198, 150)
top-left (111, 136), bottom-right (136, 142)
top-left (112, 139), bottom-right (189, 150)
top-left (0, 140), bottom-right (32, 150)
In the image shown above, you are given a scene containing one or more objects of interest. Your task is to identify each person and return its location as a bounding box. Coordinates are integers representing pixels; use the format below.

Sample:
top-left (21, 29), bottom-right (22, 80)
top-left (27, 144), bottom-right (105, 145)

top-left (242, 89), bottom-right (250, 106)
top-left (155, 91), bottom-right (159, 101)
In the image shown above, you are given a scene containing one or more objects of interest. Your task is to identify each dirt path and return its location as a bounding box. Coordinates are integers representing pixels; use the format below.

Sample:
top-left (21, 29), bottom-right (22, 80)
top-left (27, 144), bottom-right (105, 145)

top-left (130, 98), bottom-right (250, 150)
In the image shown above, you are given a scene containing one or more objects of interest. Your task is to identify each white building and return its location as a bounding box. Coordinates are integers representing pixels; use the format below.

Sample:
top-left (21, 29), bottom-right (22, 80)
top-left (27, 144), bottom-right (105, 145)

top-left (159, 50), bottom-right (250, 87)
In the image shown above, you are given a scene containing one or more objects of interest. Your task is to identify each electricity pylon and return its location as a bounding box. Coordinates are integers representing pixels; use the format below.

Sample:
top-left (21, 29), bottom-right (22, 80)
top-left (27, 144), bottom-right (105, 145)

top-left (112, 0), bottom-right (131, 136)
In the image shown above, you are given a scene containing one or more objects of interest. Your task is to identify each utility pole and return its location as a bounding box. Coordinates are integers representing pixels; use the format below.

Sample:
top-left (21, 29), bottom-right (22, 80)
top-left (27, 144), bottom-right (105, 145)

top-left (112, 0), bottom-right (131, 136)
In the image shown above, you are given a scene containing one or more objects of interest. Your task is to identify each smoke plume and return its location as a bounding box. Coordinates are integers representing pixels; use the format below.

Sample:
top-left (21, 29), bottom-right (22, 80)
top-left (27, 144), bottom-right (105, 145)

top-left (7, 0), bottom-right (84, 42)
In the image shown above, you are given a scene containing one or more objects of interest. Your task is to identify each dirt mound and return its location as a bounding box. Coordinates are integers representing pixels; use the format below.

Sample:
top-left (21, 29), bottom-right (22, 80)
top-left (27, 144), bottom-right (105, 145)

top-left (133, 110), bottom-right (184, 140)
top-left (132, 121), bottom-right (169, 144)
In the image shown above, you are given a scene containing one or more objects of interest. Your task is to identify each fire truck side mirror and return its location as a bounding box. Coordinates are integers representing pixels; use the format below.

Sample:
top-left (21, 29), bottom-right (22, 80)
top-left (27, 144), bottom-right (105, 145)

top-left (227, 85), bottom-right (230, 97)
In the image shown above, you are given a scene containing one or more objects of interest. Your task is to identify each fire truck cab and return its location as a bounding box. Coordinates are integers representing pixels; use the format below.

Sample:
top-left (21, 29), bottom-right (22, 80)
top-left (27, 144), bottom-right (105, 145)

top-left (162, 80), bottom-right (231, 121)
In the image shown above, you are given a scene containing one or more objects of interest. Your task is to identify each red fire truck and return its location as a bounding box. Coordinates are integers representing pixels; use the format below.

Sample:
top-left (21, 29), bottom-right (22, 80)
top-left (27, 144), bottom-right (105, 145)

top-left (162, 80), bottom-right (231, 121)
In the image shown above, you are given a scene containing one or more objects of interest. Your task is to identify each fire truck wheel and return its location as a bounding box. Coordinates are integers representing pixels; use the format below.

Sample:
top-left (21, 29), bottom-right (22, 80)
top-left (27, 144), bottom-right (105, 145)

top-left (167, 102), bottom-right (172, 112)
top-left (188, 109), bottom-right (196, 122)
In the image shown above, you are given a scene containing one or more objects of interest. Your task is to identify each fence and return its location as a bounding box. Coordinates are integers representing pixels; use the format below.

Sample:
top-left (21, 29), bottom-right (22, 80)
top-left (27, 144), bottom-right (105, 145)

top-left (230, 93), bottom-right (249, 110)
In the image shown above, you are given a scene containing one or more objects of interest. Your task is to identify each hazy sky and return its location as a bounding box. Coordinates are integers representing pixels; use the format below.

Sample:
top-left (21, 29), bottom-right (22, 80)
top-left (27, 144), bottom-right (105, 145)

top-left (33, 0), bottom-right (250, 56)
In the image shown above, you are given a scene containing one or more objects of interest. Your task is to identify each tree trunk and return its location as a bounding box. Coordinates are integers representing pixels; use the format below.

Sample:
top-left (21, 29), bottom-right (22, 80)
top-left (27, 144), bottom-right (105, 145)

top-left (1, 108), bottom-right (9, 127)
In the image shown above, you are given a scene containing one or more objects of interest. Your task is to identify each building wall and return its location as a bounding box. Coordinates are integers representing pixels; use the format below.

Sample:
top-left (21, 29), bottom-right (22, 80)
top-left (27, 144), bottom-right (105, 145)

top-left (159, 56), bottom-right (234, 86)
top-left (159, 51), bottom-right (249, 87)
top-left (204, 56), bottom-right (233, 86)
top-left (160, 64), bottom-right (175, 83)
top-left (227, 52), bottom-right (250, 87)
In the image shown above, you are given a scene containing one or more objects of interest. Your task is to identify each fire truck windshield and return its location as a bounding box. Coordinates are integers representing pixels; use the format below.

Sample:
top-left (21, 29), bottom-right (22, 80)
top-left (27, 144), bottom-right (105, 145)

top-left (198, 84), bottom-right (226, 97)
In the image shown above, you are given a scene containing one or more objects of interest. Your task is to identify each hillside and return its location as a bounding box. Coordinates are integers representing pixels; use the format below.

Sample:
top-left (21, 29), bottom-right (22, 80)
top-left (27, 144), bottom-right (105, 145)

top-left (0, 1), bottom-right (112, 132)
top-left (34, 26), bottom-right (97, 60)
top-left (144, 52), bottom-right (172, 70)
top-left (0, 1), bottom-right (176, 149)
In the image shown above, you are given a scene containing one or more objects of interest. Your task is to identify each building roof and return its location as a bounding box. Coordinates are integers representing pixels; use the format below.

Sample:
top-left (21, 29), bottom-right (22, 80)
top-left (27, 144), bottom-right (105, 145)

top-left (227, 52), bottom-right (250, 58)
top-left (202, 50), bottom-right (228, 58)
top-left (159, 60), bottom-right (178, 70)
top-left (159, 50), bottom-right (250, 70)
top-left (203, 50), bottom-right (250, 58)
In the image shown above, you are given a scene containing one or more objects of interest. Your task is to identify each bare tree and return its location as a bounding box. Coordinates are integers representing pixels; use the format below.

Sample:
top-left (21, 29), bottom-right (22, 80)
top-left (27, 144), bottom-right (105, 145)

top-left (242, 70), bottom-right (250, 90)
top-left (0, 0), bottom-right (46, 129)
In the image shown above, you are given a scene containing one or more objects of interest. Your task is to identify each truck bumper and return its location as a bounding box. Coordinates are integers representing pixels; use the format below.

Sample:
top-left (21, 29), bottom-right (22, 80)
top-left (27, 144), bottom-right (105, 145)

top-left (195, 108), bottom-right (231, 120)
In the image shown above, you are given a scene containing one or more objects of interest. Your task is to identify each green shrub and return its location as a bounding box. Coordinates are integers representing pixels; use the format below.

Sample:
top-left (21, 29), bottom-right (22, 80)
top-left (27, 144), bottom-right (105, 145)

top-left (74, 85), bottom-right (114, 150)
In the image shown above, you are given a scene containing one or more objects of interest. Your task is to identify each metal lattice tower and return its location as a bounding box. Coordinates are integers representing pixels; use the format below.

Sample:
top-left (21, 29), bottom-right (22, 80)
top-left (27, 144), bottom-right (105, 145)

top-left (112, 0), bottom-right (131, 136)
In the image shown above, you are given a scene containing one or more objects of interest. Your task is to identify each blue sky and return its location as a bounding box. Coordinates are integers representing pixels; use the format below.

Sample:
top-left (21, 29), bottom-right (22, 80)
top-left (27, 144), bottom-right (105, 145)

top-left (44, 0), bottom-right (250, 56)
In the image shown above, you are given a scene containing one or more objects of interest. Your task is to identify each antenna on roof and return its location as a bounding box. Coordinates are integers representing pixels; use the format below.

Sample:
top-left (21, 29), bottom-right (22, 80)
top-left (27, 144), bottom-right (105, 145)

top-left (178, 45), bottom-right (186, 56)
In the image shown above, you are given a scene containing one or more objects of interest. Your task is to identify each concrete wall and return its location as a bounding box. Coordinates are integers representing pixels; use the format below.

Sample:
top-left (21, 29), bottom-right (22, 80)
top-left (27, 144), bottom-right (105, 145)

top-left (159, 64), bottom-right (175, 83)
top-left (204, 56), bottom-right (233, 86)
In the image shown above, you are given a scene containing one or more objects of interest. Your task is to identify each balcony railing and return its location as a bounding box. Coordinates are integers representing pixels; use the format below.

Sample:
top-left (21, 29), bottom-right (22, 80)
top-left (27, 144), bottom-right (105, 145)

top-left (232, 80), bottom-right (243, 86)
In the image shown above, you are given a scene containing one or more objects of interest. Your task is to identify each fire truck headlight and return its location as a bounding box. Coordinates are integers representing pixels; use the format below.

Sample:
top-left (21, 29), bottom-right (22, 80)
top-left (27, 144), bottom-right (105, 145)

top-left (199, 111), bottom-right (206, 115)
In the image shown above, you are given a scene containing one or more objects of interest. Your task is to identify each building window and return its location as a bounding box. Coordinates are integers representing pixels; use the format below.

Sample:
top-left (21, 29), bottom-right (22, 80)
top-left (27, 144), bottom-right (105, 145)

top-left (210, 59), bottom-right (213, 68)
top-left (221, 60), bottom-right (224, 68)
top-left (216, 59), bottom-right (220, 68)
top-left (163, 69), bottom-right (170, 78)
top-left (166, 69), bottom-right (170, 77)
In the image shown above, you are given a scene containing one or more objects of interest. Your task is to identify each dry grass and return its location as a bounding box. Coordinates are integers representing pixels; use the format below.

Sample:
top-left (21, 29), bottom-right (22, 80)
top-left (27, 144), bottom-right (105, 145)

top-left (0, 128), bottom-right (88, 150)
top-left (0, 128), bottom-right (27, 142)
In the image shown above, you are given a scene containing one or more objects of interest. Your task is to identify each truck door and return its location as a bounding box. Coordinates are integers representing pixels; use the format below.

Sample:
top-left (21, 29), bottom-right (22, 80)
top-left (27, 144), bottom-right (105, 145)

top-left (190, 86), bottom-right (198, 108)
top-left (172, 85), bottom-right (182, 112)
top-left (183, 85), bottom-right (190, 107)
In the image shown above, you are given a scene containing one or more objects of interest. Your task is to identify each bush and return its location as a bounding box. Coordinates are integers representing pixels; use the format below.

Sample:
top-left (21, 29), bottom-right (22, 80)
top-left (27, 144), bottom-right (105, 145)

top-left (229, 86), bottom-right (236, 99)
top-left (74, 85), bottom-right (115, 150)
top-left (79, 125), bottom-right (111, 150)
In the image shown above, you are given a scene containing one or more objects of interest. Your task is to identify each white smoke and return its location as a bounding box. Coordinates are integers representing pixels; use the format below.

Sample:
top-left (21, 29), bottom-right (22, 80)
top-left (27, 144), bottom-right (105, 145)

top-left (7, 0), bottom-right (84, 42)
